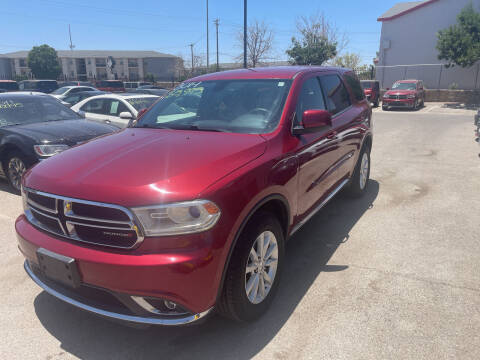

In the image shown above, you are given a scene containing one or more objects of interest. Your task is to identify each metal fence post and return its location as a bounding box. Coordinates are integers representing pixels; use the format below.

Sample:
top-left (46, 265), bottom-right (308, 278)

top-left (475, 63), bottom-right (479, 89)
top-left (437, 65), bottom-right (443, 89)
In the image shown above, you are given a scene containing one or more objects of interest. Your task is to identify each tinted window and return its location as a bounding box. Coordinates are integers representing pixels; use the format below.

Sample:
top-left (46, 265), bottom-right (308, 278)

top-left (0, 82), bottom-right (19, 91)
top-left (81, 98), bottom-right (107, 114)
top-left (344, 73), bottom-right (365, 102)
top-left (0, 96), bottom-right (80, 126)
top-left (295, 77), bottom-right (326, 126)
top-left (63, 94), bottom-right (81, 105)
top-left (137, 80), bottom-right (292, 134)
top-left (319, 75), bottom-right (351, 115)
top-left (97, 81), bottom-right (123, 88)
top-left (51, 87), bottom-right (71, 95)
top-left (361, 81), bottom-right (373, 89)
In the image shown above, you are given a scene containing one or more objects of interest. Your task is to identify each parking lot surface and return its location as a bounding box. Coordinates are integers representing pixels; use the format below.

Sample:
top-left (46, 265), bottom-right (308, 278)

top-left (1, 106), bottom-right (479, 359)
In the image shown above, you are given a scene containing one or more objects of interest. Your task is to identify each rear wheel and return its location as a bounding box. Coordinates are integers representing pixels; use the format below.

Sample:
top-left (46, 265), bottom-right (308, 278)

top-left (218, 212), bottom-right (284, 322)
top-left (3, 151), bottom-right (31, 193)
top-left (346, 146), bottom-right (370, 197)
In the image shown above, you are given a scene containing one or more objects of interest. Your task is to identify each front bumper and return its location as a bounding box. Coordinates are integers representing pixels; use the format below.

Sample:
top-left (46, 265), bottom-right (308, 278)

top-left (382, 99), bottom-right (415, 108)
top-left (24, 260), bottom-right (213, 325)
top-left (16, 214), bottom-right (226, 324)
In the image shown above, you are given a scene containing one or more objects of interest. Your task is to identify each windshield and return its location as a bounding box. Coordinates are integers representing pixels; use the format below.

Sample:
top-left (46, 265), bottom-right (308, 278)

top-left (51, 86), bottom-right (70, 95)
top-left (136, 79), bottom-right (292, 134)
top-left (0, 82), bottom-right (19, 91)
top-left (0, 96), bottom-right (81, 127)
top-left (392, 82), bottom-right (417, 90)
top-left (361, 82), bottom-right (373, 89)
top-left (126, 97), bottom-right (158, 111)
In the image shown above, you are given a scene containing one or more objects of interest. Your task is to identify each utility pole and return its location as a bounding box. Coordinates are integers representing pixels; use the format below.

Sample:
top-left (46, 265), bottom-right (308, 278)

top-left (189, 43), bottom-right (194, 74)
top-left (206, 0), bottom-right (209, 71)
top-left (214, 19), bottom-right (219, 72)
top-left (243, 0), bottom-right (247, 68)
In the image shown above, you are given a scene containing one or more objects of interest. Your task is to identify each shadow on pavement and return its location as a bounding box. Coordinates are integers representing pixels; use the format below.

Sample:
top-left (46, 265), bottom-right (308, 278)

top-left (442, 102), bottom-right (479, 110)
top-left (33, 180), bottom-right (379, 360)
top-left (0, 178), bottom-right (18, 196)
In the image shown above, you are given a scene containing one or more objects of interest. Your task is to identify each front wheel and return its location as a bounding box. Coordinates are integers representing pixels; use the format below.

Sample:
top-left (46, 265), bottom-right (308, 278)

top-left (218, 212), bottom-right (284, 322)
top-left (4, 152), bottom-right (30, 193)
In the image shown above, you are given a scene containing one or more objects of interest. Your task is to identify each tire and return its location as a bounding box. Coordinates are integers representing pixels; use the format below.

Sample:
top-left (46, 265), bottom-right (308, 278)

top-left (346, 146), bottom-right (371, 198)
top-left (3, 151), bottom-right (31, 193)
top-left (218, 212), bottom-right (285, 322)
top-left (382, 105), bottom-right (388, 111)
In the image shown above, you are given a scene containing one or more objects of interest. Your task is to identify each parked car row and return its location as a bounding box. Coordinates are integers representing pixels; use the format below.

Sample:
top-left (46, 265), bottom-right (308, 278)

top-left (359, 79), bottom-right (426, 111)
top-left (12, 66), bottom-right (373, 327)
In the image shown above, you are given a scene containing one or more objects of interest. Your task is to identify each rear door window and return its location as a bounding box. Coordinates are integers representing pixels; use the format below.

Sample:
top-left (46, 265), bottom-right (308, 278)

top-left (80, 98), bottom-right (106, 114)
top-left (319, 74), bottom-right (351, 115)
top-left (343, 73), bottom-right (365, 102)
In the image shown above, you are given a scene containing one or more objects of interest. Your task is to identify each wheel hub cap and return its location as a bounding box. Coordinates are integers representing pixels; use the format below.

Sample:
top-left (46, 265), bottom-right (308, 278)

top-left (8, 157), bottom-right (26, 191)
top-left (359, 153), bottom-right (369, 190)
top-left (245, 230), bottom-right (278, 304)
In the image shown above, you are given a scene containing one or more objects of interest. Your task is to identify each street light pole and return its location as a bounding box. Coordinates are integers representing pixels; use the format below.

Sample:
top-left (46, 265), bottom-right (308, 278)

top-left (189, 43), bottom-right (194, 74)
top-left (214, 19), bottom-right (219, 72)
top-left (243, 0), bottom-right (247, 68)
top-left (206, 0), bottom-right (209, 71)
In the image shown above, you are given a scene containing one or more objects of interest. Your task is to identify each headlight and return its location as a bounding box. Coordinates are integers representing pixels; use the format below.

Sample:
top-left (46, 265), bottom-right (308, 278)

top-left (34, 144), bottom-right (69, 157)
top-left (132, 200), bottom-right (221, 236)
top-left (407, 94), bottom-right (416, 99)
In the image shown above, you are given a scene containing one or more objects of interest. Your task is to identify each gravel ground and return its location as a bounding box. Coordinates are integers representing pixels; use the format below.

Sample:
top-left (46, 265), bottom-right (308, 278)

top-left (0, 106), bottom-right (479, 360)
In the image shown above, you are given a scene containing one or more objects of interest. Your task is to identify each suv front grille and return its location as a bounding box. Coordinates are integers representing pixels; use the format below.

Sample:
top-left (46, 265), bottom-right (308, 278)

top-left (389, 94), bottom-right (407, 99)
top-left (23, 188), bottom-right (143, 249)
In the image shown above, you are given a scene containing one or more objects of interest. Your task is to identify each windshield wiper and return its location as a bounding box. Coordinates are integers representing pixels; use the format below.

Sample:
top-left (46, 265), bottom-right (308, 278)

top-left (169, 124), bottom-right (227, 132)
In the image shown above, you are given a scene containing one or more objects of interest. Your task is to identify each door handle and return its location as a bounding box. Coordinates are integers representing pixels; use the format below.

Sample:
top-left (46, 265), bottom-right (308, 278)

top-left (326, 131), bottom-right (337, 139)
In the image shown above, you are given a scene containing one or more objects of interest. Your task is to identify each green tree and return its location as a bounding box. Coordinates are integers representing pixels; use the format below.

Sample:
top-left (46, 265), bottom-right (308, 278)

top-left (286, 14), bottom-right (338, 65)
top-left (437, 4), bottom-right (480, 68)
top-left (332, 52), bottom-right (362, 69)
top-left (27, 45), bottom-right (61, 79)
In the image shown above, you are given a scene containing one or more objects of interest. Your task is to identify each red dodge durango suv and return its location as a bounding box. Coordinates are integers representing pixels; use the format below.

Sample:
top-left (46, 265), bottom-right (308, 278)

top-left (382, 80), bottom-right (425, 111)
top-left (17, 66), bottom-right (372, 325)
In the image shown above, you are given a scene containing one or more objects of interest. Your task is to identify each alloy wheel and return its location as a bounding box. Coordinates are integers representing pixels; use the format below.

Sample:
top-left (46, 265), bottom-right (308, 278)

top-left (359, 152), bottom-right (369, 190)
top-left (245, 231), bottom-right (279, 304)
top-left (7, 157), bottom-right (26, 191)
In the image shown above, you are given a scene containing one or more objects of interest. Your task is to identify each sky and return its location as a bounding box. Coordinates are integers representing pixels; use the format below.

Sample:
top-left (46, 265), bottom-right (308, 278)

top-left (0, 0), bottom-right (401, 66)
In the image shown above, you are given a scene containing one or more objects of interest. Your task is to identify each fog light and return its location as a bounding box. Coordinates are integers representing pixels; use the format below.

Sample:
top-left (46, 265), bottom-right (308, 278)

top-left (164, 300), bottom-right (177, 310)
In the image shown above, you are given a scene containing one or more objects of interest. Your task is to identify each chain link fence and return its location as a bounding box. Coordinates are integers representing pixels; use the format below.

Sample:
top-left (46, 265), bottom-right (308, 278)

top-left (376, 63), bottom-right (480, 90)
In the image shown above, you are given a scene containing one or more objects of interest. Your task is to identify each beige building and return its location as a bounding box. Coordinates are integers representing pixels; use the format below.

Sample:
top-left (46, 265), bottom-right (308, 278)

top-left (2, 50), bottom-right (183, 82)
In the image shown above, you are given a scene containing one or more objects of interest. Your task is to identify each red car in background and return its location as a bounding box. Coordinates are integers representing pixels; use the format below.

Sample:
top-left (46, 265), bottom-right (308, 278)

top-left (17, 66), bottom-right (372, 326)
top-left (95, 80), bottom-right (125, 93)
top-left (382, 80), bottom-right (425, 111)
top-left (360, 80), bottom-right (380, 107)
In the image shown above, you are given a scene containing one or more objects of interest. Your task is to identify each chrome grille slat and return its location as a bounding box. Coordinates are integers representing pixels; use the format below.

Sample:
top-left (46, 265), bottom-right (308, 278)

top-left (23, 188), bottom-right (144, 249)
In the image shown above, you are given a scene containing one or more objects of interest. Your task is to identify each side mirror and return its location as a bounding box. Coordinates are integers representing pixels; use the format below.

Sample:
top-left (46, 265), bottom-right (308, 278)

top-left (293, 109), bottom-right (332, 135)
top-left (119, 111), bottom-right (133, 119)
top-left (386, 87), bottom-right (390, 91)
top-left (77, 110), bottom-right (86, 118)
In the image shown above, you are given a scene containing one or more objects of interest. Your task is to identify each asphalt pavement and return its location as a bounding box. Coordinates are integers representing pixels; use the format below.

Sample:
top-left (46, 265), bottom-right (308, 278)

top-left (0, 104), bottom-right (479, 359)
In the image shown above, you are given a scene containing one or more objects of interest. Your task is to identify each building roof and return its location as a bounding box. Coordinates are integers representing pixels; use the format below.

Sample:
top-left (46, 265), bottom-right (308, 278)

top-left (378, 0), bottom-right (440, 21)
top-left (1, 50), bottom-right (177, 59)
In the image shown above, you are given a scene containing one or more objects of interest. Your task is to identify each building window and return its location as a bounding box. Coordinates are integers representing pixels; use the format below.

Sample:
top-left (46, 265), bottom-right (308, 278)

top-left (128, 59), bottom-right (138, 67)
top-left (19, 59), bottom-right (27, 67)
top-left (88, 71), bottom-right (92, 77)
top-left (96, 58), bottom-right (106, 67)
top-left (71, 71), bottom-right (75, 77)
top-left (87, 59), bottom-right (91, 65)
top-left (119, 60), bottom-right (123, 65)
top-left (69, 60), bottom-right (73, 65)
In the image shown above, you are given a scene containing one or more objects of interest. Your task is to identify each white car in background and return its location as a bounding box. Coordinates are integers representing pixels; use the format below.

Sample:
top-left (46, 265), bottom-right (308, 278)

top-left (50, 86), bottom-right (98, 100)
top-left (71, 94), bottom-right (159, 128)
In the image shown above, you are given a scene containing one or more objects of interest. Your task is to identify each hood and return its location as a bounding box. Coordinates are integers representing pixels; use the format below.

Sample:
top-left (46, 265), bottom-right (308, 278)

top-left (10, 119), bottom-right (117, 145)
top-left (385, 89), bottom-right (417, 96)
top-left (24, 128), bottom-right (267, 206)
top-left (364, 89), bottom-right (372, 94)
